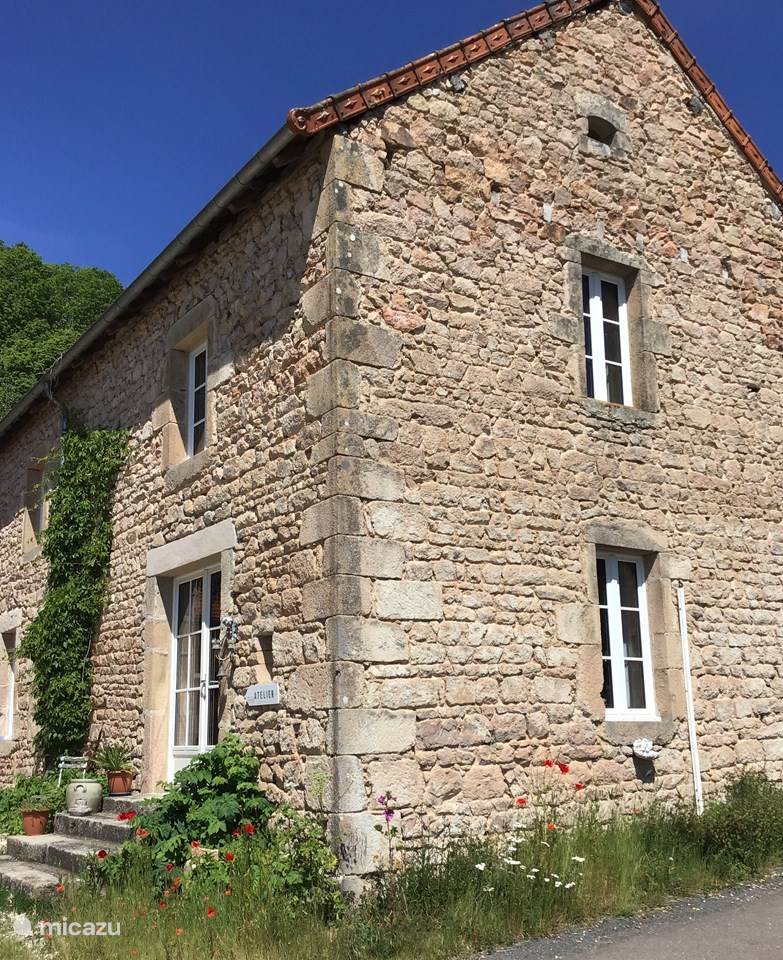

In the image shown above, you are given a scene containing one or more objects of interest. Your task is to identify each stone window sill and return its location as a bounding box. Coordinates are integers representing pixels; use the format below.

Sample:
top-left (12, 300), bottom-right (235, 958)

top-left (164, 448), bottom-right (210, 493)
top-left (579, 397), bottom-right (657, 429)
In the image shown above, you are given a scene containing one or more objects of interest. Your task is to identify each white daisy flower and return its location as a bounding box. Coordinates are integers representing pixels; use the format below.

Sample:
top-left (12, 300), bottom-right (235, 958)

top-left (483, 886), bottom-right (494, 893)
top-left (503, 858), bottom-right (521, 866)
top-left (565, 882), bottom-right (576, 889)
top-left (555, 881), bottom-right (562, 888)
top-left (571, 856), bottom-right (585, 863)
top-left (475, 862), bottom-right (486, 871)
top-left (530, 867), bottom-right (539, 873)
top-left (527, 874), bottom-right (536, 880)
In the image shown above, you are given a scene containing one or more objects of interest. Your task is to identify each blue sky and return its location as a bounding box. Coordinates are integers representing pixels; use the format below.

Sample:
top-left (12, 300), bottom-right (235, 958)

top-left (1, 0), bottom-right (780, 286)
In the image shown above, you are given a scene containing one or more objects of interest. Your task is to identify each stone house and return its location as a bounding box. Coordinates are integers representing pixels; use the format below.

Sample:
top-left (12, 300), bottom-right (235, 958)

top-left (1, 0), bottom-right (782, 887)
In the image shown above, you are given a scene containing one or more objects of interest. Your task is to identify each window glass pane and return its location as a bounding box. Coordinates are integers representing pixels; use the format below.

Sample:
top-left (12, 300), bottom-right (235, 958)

top-left (174, 692), bottom-right (187, 745)
top-left (176, 638), bottom-right (188, 689)
top-left (189, 578), bottom-right (203, 633)
top-left (583, 316), bottom-right (592, 355)
top-left (581, 275), bottom-right (590, 315)
top-left (193, 421), bottom-right (205, 455)
top-left (207, 689), bottom-right (219, 746)
top-left (209, 573), bottom-right (222, 629)
top-left (604, 322), bottom-right (621, 363)
top-left (601, 659), bottom-right (614, 708)
top-left (585, 359), bottom-right (594, 398)
top-left (194, 350), bottom-right (207, 387)
top-left (606, 363), bottom-right (624, 404)
top-left (621, 610), bottom-right (643, 658)
top-left (189, 632), bottom-right (202, 687)
top-left (194, 385), bottom-right (206, 424)
top-left (600, 608), bottom-right (611, 657)
top-left (625, 661), bottom-right (646, 709)
top-left (618, 562), bottom-right (639, 607)
top-left (596, 559), bottom-right (607, 605)
top-left (177, 582), bottom-right (190, 635)
top-left (187, 691), bottom-right (200, 745)
top-left (601, 281), bottom-right (619, 322)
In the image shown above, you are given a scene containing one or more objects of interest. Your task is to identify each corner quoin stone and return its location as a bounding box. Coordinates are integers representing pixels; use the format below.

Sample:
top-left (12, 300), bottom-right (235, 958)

top-left (327, 616), bottom-right (409, 663)
top-left (326, 318), bottom-right (401, 369)
top-left (304, 360), bottom-right (362, 417)
top-left (299, 496), bottom-right (366, 546)
top-left (301, 576), bottom-right (372, 622)
top-left (323, 535), bottom-right (405, 579)
top-left (374, 580), bottom-right (444, 621)
top-left (327, 456), bottom-right (405, 502)
top-left (328, 708), bottom-right (416, 755)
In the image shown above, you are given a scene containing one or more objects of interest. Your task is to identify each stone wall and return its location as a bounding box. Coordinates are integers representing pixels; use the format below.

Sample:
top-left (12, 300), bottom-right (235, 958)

top-left (1, 0), bottom-right (782, 891)
top-left (0, 139), bottom-right (335, 795)
top-left (297, 1), bottom-right (783, 871)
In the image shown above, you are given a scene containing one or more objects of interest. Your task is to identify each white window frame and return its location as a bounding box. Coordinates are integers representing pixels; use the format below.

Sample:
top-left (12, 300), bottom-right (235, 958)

top-left (167, 566), bottom-right (221, 778)
top-left (186, 343), bottom-right (208, 458)
top-left (597, 553), bottom-right (658, 722)
top-left (582, 270), bottom-right (633, 407)
top-left (1, 630), bottom-right (16, 741)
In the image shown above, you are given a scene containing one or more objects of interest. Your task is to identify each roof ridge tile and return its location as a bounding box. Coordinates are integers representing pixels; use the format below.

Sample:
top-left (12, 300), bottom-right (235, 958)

top-left (286, 0), bottom-right (783, 208)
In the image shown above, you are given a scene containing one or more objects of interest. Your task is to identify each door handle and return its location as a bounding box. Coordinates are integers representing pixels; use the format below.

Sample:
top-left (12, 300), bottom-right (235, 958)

top-left (200, 678), bottom-right (208, 697)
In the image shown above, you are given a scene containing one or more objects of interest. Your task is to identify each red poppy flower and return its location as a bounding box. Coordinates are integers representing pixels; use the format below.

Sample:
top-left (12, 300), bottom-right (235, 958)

top-left (163, 889), bottom-right (171, 899)
top-left (55, 883), bottom-right (65, 894)
top-left (206, 906), bottom-right (216, 920)
top-left (190, 840), bottom-right (200, 849)
top-left (171, 876), bottom-right (182, 890)
top-left (135, 827), bottom-right (149, 838)
top-left (231, 828), bottom-right (240, 838)
top-left (225, 851), bottom-right (235, 862)
top-left (96, 849), bottom-right (107, 860)
top-left (544, 759), bottom-right (555, 768)
top-left (165, 863), bottom-right (174, 873)
top-left (175, 928), bottom-right (184, 937)
top-left (575, 782), bottom-right (586, 791)
top-left (117, 810), bottom-right (137, 821)
top-left (159, 901), bottom-right (167, 910)
top-left (547, 822), bottom-right (557, 830)
top-left (557, 762), bottom-right (570, 774)
top-left (243, 823), bottom-right (255, 835)
top-left (515, 797), bottom-right (527, 807)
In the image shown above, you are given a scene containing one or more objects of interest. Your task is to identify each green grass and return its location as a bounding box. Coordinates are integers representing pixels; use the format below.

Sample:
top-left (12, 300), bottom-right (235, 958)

top-left (5, 774), bottom-right (783, 960)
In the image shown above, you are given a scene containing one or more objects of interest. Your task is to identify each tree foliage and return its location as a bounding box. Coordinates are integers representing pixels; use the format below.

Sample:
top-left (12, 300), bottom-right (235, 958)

top-left (20, 428), bottom-right (128, 761)
top-left (0, 241), bottom-right (122, 417)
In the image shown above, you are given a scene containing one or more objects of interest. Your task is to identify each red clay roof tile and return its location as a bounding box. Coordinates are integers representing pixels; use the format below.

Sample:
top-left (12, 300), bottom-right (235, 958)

top-left (286, 0), bottom-right (783, 209)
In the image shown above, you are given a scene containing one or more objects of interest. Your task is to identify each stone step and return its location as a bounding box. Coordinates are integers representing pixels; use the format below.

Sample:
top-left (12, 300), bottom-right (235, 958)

top-left (0, 855), bottom-right (77, 899)
top-left (54, 812), bottom-right (134, 844)
top-left (101, 793), bottom-right (161, 815)
top-left (6, 834), bottom-right (122, 875)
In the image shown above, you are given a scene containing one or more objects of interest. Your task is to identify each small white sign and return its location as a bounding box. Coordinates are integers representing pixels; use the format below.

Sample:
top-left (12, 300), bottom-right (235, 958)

top-left (245, 682), bottom-right (280, 707)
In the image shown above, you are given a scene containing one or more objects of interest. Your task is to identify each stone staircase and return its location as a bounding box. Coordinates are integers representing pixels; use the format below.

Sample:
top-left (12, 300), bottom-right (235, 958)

top-left (0, 795), bottom-right (157, 899)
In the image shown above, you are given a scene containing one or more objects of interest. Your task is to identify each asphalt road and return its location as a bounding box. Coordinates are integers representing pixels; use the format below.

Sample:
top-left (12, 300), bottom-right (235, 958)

top-left (481, 874), bottom-right (783, 960)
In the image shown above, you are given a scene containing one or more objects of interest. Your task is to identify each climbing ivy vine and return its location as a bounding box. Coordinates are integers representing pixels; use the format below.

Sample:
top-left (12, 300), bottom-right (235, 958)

top-left (21, 427), bottom-right (128, 761)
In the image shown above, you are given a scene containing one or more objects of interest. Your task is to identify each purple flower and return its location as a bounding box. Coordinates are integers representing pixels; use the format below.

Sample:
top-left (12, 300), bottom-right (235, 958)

top-left (376, 795), bottom-right (387, 805)
top-left (384, 808), bottom-right (395, 822)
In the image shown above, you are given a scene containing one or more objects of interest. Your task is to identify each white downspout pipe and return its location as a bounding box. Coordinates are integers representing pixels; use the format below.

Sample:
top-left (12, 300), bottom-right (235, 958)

top-left (677, 581), bottom-right (704, 815)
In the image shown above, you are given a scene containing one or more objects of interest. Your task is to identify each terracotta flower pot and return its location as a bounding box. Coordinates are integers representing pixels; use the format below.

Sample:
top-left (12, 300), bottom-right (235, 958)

top-left (22, 809), bottom-right (49, 836)
top-left (106, 770), bottom-right (133, 796)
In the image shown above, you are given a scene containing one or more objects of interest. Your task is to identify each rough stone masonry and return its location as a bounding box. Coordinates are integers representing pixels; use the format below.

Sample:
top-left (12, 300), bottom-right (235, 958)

top-left (0, 1), bottom-right (782, 888)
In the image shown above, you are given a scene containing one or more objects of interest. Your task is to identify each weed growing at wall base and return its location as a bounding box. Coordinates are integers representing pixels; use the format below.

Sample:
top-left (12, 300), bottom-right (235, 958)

top-left (10, 773), bottom-right (783, 960)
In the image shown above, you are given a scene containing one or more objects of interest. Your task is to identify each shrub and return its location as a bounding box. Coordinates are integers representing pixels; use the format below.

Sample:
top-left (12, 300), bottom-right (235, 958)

top-left (129, 735), bottom-right (274, 866)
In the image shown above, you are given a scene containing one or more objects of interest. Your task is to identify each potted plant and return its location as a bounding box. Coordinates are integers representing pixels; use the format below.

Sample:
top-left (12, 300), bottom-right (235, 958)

top-left (21, 796), bottom-right (50, 836)
top-left (93, 743), bottom-right (134, 796)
